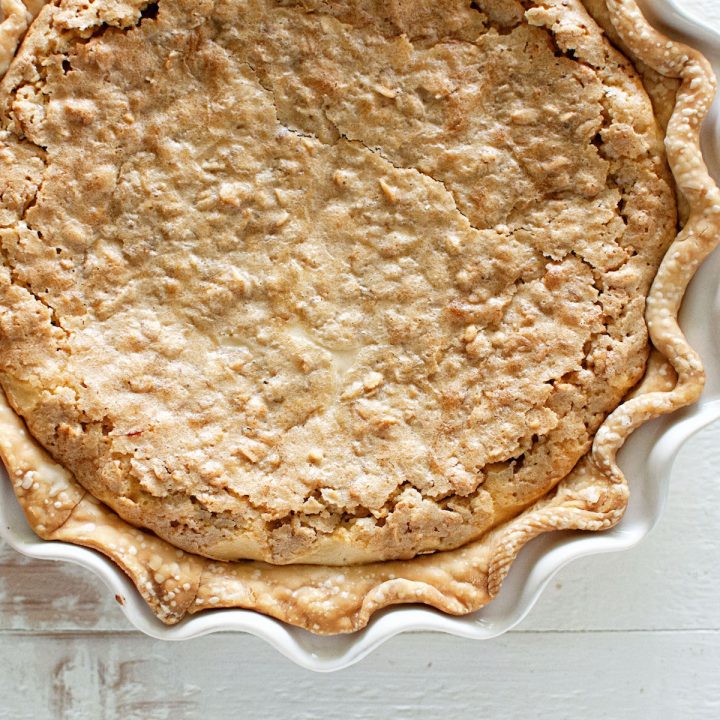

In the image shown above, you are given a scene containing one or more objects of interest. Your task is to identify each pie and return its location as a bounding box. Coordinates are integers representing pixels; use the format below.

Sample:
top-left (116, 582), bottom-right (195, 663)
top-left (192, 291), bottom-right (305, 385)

top-left (0, 0), bottom-right (717, 634)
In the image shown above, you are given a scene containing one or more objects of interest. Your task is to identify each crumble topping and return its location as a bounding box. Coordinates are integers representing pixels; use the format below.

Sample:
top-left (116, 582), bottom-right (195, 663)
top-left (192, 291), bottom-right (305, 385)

top-left (0, 0), bottom-right (676, 564)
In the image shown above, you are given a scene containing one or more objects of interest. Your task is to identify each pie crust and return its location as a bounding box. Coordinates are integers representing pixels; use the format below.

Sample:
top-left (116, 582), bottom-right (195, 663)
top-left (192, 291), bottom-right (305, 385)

top-left (0, 0), bottom-right (717, 633)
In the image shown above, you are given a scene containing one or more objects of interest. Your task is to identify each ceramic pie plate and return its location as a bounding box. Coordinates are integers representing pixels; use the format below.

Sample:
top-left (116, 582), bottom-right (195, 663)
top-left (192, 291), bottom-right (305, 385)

top-left (1, 0), bottom-right (719, 671)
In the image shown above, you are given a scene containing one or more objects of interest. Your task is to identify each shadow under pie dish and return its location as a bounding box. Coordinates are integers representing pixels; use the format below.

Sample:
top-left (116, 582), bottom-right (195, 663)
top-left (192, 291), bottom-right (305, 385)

top-left (0, 0), bottom-right (717, 635)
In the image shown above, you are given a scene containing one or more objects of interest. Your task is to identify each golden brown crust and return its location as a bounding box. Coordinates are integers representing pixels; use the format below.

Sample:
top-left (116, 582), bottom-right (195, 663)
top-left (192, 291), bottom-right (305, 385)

top-left (591, 0), bottom-right (720, 473)
top-left (51, 495), bottom-right (205, 623)
top-left (0, 0), bottom-right (717, 634)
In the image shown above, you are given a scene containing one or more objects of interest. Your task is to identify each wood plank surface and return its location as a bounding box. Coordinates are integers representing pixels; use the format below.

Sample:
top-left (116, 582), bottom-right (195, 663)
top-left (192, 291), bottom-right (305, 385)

top-left (0, 630), bottom-right (718, 720)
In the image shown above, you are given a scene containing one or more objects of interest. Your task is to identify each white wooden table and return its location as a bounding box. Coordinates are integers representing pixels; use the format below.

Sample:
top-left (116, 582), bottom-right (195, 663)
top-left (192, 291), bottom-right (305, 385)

top-left (1, 1), bottom-right (719, 717)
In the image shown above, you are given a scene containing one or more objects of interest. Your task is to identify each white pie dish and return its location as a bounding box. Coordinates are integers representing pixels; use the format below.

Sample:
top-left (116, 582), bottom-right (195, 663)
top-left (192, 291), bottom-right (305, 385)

top-left (0, 0), bottom-right (719, 672)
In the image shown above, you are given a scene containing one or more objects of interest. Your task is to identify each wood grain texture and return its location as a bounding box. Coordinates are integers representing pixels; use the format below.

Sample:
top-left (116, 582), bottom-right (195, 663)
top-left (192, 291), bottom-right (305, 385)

top-left (0, 631), bottom-right (718, 720)
top-left (0, 0), bottom-right (718, 716)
